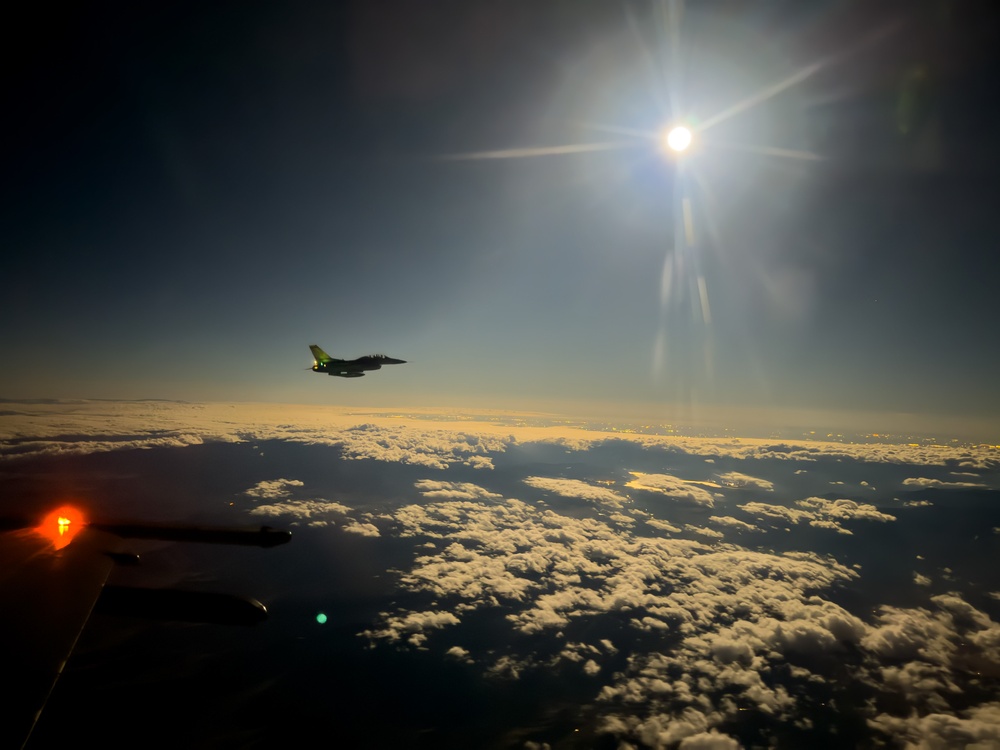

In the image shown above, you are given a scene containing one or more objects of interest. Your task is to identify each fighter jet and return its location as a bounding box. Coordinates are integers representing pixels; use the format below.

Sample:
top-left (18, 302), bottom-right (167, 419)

top-left (308, 344), bottom-right (406, 378)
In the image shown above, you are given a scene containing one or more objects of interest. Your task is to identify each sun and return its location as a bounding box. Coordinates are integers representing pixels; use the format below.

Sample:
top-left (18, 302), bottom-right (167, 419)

top-left (664, 125), bottom-right (693, 153)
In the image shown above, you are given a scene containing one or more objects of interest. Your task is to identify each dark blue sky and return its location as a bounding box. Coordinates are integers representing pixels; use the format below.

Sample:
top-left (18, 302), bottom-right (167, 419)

top-left (3, 0), bottom-right (999, 435)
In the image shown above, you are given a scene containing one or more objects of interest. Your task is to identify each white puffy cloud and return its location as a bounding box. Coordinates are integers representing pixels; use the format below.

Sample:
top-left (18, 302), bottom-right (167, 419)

top-left (737, 502), bottom-right (812, 525)
top-left (678, 731), bottom-right (742, 750)
top-left (553, 641), bottom-right (601, 664)
top-left (600, 708), bottom-right (745, 749)
top-left (522, 476), bottom-right (630, 508)
top-left (414, 479), bottom-right (502, 501)
top-left (625, 473), bottom-right (717, 507)
top-left (715, 471), bottom-right (774, 491)
top-left (463, 455), bottom-right (495, 470)
top-left (738, 497), bottom-right (895, 535)
top-left (795, 497), bottom-right (896, 523)
top-left (485, 654), bottom-right (534, 680)
top-left (877, 661), bottom-right (961, 712)
top-left (708, 516), bottom-right (760, 532)
top-left (807, 518), bottom-right (852, 534)
top-left (243, 478), bottom-right (304, 500)
top-left (445, 646), bottom-right (473, 663)
top-left (868, 703), bottom-right (1000, 748)
top-left (860, 594), bottom-right (1000, 697)
top-left (335, 424), bottom-right (510, 469)
top-left (608, 512), bottom-right (637, 526)
top-left (645, 518), bottom-right (682, 533)
top-left (342, 520), bottom-right (381, 537)
top-left (903, 477), bottom-right (988, 489)
top-left (250, 499), bottom-right (352, 522)
top-left (362, 609), bottom-right (461, 645)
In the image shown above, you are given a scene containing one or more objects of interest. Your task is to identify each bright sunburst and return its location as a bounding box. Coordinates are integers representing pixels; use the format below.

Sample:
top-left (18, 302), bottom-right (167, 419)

top-left (440, 1), bottom-right (892, 412)
top-left (665, 125), bottom-right (692, 153)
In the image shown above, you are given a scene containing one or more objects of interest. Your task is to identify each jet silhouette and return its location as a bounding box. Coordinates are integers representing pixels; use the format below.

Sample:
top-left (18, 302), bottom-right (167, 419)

top-left (309, 344), bottom-right (406, 378)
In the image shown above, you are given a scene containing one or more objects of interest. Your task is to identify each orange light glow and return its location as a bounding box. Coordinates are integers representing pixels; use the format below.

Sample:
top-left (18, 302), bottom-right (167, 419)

top-left (36, 505), bottom-right (87, 549)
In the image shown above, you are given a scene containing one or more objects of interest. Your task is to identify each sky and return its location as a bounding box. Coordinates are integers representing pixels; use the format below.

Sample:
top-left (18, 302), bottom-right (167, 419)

top-left (4, 0), bottom-right (1000, 438)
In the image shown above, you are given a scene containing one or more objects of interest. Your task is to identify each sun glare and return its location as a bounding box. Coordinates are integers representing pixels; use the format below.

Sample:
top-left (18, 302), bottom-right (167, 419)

top-left (665, 126), bottom-right (693, 153)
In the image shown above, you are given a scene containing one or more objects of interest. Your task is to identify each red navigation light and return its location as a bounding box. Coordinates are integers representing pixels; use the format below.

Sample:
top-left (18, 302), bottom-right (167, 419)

top-left (37, 505), bottom-right (87, 549)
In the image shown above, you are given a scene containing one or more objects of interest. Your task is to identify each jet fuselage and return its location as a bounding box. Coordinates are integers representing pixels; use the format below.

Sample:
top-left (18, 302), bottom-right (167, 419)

top-left (309, 345), bottom-right (406, 378)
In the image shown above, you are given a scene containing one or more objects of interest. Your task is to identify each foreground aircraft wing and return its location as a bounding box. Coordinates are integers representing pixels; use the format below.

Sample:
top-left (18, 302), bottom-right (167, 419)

top-left (0, 522), bottom-right (122, 748)
top-left (0, 509), bottom-right (291, 749)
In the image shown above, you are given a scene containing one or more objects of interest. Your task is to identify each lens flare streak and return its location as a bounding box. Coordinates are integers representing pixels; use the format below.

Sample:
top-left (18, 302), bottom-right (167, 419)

top-left (437, 0), bottom-right (879, 410)
top-left (438, 141), bottom-right (636, 161)
top-left (697, 62), bottom-right (825, 133)
top-left (704, 140), bottom-right (825, 162)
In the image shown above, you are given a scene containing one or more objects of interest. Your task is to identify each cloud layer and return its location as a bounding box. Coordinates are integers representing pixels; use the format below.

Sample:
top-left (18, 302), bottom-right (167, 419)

top-left (4, 400), bottom-right (999, 747)
top-left (350, 480), bottom-right (999, 747)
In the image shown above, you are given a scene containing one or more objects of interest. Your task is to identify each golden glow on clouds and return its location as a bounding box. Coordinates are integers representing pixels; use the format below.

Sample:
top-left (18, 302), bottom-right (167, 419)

top-left (1, 401), bottom-right (998, 464)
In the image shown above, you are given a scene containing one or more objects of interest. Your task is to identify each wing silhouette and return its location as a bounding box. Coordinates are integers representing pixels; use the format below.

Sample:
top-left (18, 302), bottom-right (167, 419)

top-left (0, 508), bottom-right (290, 748)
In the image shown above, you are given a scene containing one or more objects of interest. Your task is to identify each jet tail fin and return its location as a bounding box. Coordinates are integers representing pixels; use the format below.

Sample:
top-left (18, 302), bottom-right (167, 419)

top-left (309, 344), bottom-right (332, 363)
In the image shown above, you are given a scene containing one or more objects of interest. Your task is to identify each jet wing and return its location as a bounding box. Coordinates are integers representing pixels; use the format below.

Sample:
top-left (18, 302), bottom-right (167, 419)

top-left (0, 523), bottom-right (124, 748)
top-left (0, 511), bottom-right (291, 748)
